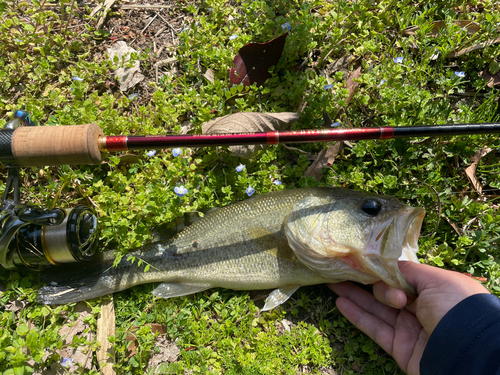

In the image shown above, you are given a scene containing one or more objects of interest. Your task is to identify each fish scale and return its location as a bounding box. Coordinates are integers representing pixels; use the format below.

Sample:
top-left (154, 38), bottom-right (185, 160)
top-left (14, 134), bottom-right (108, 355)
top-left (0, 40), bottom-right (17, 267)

top-left (36, 188), bottom-right (425, 310)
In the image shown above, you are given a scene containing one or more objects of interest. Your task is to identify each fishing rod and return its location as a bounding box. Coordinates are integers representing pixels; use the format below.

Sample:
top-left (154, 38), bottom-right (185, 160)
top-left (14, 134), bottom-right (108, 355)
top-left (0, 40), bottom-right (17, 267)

top-left (101, 122), bottom-right (500, 152)
top-left (0, 110), bottom-right (498, 270)
top-left (1, 115), bottom-right (499, 167)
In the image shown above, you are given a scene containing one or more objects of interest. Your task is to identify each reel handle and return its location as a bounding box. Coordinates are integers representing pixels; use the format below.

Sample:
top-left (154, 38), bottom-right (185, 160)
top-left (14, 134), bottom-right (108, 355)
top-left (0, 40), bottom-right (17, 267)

top-left (0, 124), bottom-right (103, 167)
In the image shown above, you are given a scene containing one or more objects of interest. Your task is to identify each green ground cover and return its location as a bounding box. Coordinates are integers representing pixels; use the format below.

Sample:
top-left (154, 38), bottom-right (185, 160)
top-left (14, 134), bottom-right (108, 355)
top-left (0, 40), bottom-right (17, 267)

top-left (0, 0), bottom-right (499, 374)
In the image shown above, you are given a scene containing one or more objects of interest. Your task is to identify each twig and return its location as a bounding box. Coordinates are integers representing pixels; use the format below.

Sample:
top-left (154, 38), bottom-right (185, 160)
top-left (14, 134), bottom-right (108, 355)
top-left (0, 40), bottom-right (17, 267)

top-left (156, 12), bottom-right (177, 32)
top-left (114, 4), bottom-right (174, 9)
top-left (42, 3), bottom-right (174, 9)
top-left (155, 25), bottom-right (167, 37)
top-left (96, 0), bottom-right (117, 30)
top-left (153, 57), bottom-right (178, 68)
top-left (141, 13), bottom-right (158, 33)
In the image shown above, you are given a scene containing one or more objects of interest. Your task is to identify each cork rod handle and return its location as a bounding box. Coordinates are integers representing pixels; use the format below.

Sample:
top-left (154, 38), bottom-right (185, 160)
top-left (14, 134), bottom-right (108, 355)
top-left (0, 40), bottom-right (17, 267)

top-left (11, 124), bottom-right (104, 167)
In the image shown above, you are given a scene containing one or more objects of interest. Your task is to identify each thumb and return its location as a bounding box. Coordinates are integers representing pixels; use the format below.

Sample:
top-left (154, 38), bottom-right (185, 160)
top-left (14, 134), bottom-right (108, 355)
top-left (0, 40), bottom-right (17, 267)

top-left (398, 260), bottom-right (490, 296)
top-left (397, 261), bottom-right (443, 294)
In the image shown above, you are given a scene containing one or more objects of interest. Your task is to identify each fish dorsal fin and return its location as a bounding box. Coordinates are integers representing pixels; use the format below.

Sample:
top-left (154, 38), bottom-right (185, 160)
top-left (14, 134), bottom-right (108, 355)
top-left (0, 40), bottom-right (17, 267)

top-left (262, 285), bottom-right (300, 311)
top-left (151, 282), bottom-right (211, 298)
top-left (152, 208), bottom-right (219, 241)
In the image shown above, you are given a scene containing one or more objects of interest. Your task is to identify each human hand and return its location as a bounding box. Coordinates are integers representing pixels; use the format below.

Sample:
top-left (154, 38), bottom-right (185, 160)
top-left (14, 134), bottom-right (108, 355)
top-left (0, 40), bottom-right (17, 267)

top-left (327, 261), bottom-right (490, 375)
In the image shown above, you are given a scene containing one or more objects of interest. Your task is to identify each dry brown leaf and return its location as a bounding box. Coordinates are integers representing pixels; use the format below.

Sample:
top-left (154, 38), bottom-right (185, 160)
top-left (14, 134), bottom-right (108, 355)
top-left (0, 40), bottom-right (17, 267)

top-left (403, 21), bottom-right (480, 37)
top-left (4, 299), bottom-right (28, 314)
top-left (125, 324), bottom-right (170, 357)
top-left (180, 120), bottom-right (193, 134)
top-left (202, 112), bottom-right (300, 158)
top-left (481, 69), bottom-right (500, 88)
top-left (465, 147), bottom-right (493, 195)
top-left (204, 69), bottom-right (215, 84)
top-left (97, 296), bottom-right (116, 375)
top-left (326, 55), bottom-right (355, 75)
top-left (147, 336), bottom-right (180, 370)
top-left (106, 41), bottom-right (145, 91)
top-left (303, 142), bottom-right (343, 181)
top-left (55, 302), bottom-right (94, 373)
top-left (345, 66), bottom-right (362, 106)
top-left (446, 36), bottom-right (500, 58)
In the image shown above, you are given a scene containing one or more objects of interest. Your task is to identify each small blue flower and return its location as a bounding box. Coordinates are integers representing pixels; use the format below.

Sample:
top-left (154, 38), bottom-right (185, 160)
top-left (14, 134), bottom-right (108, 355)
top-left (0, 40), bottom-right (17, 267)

top-left (146, 150), bottom-right (156, 157)
top-left (235, 164), bottom-right (245, 172)
top-left (378, 79), bottom-right (386, 87)
top-left (62, 358), bottom-right (73, 368)
top-left (181, 27), bottom-right (189, 32)
top-left (14, 39), bottom-right (22, 42)
top-left (172, 148), bottom-right (182, 157)
top-left (393, 57), bottom-right (403, 64)
top-left (229, 34), bottom-right (238, 40)
top-left (174, 186), bottom-right (188, 197)
top-left (331, 122), bottom-right (341, 127)
top-left (72, 76), bottom-right (83, 81)
top-left (324, 84), bottom-right (334, 90)
top-left (246, 186), bottom-right (255, 197)
top-left (455, 71), bottom-right (465, 78)
top-left (281, 22), bottom-right (291, 31)
top-left (129, 93), bottom-right (137, 99)
top-left (273, 179), bottom-right (282, 185)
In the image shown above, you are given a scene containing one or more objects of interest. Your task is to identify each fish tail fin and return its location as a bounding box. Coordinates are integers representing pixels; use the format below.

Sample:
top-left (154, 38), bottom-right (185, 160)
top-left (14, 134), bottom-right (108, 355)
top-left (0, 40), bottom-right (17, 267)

top-left (36, 252), bottom-right (118, 305)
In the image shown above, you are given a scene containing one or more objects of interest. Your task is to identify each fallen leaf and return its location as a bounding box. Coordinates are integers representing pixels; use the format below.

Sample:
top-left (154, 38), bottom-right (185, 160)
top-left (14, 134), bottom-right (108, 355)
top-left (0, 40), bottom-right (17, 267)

top-left (204, 69), bottom-right (215, 84)
top-left (180, 120), bottom-right (193, 134)
top-left (202, 112), bottom-right (299, 158)
top-left (326, 55), bottom-right (355, 75)
top-left (403, 21), bottom-right (481, 36)
top-left (280, 318), bottom-right (294, 332)
top-left (57, 302), bottom-right (94, 373)
top-left (107, 41), bottom-right (145, 91)
top-left (230, 32), bottom-right (288, 87)
top-left (147, 336), bottom-right (180, 368)
top-left (125, 324), bottom-right (170, 357)
top-left (303, 142), bottom-right (343, 181)
top-left (4, 299), bottom-right (28, 314)
top-left (322, 110), bottom-right (333, 127)
top-left (465, 147), bottom-right (493, 194)
top-left (446, 36), bottom-right (500, 58)
top-left (345, 65), bottom-right (362, 105)
top-left (480, 69), bottom-right (500, 88)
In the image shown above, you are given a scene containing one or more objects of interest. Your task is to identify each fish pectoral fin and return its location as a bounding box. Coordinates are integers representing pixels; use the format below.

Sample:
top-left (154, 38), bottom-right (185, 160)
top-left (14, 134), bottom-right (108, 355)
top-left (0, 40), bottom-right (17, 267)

top-left (245, 226), bottom-right (296, 263)
top-left (262, 285), bottom-right (300, 311)
top-left (151, 283), bottom-right (211, 299)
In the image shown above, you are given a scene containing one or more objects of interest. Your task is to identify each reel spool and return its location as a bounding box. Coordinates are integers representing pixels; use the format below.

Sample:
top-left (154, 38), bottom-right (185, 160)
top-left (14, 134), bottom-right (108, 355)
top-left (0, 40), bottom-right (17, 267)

top-left (1, 206), bottom-right (99, 270)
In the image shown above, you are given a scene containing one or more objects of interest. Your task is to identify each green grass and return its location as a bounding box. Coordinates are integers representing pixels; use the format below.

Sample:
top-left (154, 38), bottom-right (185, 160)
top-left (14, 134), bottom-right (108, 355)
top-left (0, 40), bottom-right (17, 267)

top-left (1, 0), bottom-right (500, 374)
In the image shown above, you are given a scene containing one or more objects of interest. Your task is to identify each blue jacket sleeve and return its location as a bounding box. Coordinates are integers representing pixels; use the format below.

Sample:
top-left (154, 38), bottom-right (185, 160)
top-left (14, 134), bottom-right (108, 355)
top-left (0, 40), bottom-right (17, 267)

top-left (420, 293), bottom-right (500, 375)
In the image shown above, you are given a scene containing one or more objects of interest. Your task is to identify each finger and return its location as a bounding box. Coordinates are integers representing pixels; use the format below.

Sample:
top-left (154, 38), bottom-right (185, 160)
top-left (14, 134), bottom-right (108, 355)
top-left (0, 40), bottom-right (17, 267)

top-left (335, 296), bottom-right (395, 355)
top-left (328, 282), bottom-right (400, 327)
top-left (397, 261), bottom-right (444, 293)
top-left (373, 281), bottom-right (408, 309)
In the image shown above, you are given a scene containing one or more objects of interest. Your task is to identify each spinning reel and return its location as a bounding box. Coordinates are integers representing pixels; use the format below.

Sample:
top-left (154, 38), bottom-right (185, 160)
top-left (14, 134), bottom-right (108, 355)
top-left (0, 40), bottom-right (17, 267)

top-left (0, 111), bottom-right (99, 270)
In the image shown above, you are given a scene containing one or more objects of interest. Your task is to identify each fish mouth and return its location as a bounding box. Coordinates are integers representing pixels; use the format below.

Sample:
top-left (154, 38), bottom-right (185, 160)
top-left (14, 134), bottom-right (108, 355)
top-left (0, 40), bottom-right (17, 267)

top-left (397, 207), bottom-right (426, 263)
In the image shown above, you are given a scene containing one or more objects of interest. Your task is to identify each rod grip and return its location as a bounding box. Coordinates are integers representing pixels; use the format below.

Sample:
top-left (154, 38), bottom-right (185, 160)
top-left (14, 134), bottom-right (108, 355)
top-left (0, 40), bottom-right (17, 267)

top-left (11, 124), bottom-right (104, 166)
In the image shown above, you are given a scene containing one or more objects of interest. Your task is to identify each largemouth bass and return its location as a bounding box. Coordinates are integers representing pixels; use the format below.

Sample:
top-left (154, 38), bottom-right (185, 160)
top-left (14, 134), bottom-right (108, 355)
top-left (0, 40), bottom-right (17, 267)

top-left (36, 188), bottom-right (425, 310)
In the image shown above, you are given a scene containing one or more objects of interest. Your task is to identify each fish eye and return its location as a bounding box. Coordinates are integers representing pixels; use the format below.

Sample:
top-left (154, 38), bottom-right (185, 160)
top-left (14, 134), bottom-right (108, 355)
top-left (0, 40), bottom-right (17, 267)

top-left (361, 200), bottom-right (381, 216)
